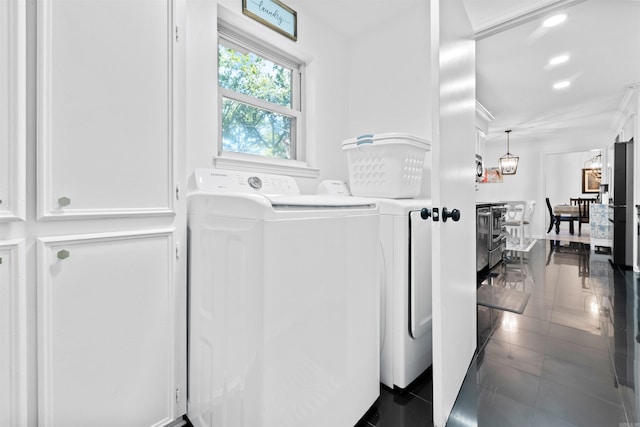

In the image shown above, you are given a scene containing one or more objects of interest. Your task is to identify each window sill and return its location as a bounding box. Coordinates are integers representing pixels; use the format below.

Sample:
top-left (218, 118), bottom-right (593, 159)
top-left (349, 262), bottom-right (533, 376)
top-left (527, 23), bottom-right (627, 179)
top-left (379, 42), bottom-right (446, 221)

top-left (212, 155), bottom-right (319, 179)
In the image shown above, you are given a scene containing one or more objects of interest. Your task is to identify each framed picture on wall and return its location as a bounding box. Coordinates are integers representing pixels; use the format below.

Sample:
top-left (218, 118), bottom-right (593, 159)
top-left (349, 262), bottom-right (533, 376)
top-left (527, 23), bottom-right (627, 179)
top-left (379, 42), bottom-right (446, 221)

top-left (582, 168), bottom-right (601, 193)
top-left (480, 167), bottom-right (503, 183)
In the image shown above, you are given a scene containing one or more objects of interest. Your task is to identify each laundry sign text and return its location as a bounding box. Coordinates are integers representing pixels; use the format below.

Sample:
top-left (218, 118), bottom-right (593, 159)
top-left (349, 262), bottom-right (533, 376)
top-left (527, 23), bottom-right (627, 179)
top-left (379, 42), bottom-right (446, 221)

top-left (242, 0), bottom-right (297, 41)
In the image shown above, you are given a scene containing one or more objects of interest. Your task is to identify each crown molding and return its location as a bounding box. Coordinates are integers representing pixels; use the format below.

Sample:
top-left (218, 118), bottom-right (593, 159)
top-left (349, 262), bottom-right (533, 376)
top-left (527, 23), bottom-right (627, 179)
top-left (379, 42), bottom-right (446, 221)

top-left (474, 0), bottom-right (586, 40)
top-left (476, 100), bottom-right (495, 122)
top-left (611, 83), bottom-right (639, 133)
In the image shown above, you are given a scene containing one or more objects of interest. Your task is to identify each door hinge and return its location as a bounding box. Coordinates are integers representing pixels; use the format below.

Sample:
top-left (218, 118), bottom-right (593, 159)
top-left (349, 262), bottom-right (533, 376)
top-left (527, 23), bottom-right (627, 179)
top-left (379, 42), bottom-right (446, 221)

top-left (176, 242), bottom-right (181, 260)
top-left (175, 26), bottom-right (180, 42)
top-left (176, 387), bottom-right (180, 403)
top-left (176, 184), bottom-right (181, 200)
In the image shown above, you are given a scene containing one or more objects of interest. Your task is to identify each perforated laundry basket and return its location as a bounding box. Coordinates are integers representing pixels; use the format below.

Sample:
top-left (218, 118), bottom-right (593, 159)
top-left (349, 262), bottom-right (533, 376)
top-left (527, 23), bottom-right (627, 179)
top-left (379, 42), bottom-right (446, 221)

top-left (342, 133), bottom-right (431, 198)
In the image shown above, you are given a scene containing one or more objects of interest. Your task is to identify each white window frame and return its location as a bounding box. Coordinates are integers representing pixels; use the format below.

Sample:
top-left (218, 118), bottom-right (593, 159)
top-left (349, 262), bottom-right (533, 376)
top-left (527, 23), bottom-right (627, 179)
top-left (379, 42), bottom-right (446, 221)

top-left (215, 20), bottom-right (317, 178)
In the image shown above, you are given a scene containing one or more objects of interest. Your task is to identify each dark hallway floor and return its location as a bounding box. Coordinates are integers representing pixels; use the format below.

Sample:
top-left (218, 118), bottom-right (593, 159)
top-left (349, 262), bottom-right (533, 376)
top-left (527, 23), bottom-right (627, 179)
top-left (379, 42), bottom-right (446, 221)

top-left (357, 239), bottom-right (639, 427)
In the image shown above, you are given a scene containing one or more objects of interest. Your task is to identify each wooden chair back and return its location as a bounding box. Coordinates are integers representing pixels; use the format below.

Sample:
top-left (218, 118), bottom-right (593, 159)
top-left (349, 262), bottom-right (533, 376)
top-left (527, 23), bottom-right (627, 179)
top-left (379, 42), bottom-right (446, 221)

top-left (577, 198), bottom-right (596, 223)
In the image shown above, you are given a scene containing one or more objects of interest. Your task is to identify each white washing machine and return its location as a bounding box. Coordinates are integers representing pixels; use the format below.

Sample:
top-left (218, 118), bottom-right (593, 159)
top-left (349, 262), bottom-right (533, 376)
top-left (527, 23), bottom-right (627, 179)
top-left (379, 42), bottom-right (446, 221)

top-left (376, 198), bottom-right (433, 390)
top-left (187, 169), bottom-right (380, 427)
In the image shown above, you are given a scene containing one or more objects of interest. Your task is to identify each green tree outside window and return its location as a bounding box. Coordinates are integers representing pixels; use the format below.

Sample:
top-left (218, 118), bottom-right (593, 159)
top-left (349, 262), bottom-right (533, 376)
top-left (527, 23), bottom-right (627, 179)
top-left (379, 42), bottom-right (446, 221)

top-left (218, 43), bottom-right (294, 160)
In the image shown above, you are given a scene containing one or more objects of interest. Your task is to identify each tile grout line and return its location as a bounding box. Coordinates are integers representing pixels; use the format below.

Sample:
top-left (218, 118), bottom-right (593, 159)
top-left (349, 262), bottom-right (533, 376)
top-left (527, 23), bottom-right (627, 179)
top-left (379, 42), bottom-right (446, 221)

top-left (533, 243), bottom-right (562, 413)
top-left (408, 391), bottom-right (432, 405)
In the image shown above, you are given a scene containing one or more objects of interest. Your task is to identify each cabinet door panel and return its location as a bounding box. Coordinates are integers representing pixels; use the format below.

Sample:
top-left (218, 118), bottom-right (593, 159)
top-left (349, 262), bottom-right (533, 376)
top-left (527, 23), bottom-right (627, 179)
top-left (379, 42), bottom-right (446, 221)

top-left (38, 0), bottom-right (173, 218)
top-left (38, 231), bottom-right (175, 426)
top-left (0, 0), bottom-right (26, 221)
top-left (0, 240), bottom-right (27, 427)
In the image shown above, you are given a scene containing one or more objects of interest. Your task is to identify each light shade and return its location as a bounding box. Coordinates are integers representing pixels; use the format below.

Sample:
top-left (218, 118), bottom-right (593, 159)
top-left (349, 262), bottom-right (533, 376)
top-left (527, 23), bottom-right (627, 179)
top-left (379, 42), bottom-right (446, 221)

top-left (499, 130), bottom-right (519, 175)
top-left (499, 154), bottom-right (519, 175)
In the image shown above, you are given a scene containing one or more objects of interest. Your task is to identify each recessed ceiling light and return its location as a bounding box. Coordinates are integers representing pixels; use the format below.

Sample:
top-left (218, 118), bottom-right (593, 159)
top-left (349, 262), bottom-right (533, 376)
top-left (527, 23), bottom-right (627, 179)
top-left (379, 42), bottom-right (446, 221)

top-left (549, 54), bottom-right (570, 65)
top-left (553, 80), bottom-right (571, 89)
top-left (543, 14), bottom-right (567, 27)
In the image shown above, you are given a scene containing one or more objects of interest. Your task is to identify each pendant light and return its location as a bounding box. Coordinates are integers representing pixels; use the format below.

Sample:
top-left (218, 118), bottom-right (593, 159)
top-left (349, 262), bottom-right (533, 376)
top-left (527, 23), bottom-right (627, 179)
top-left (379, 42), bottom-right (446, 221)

top-left (584, 153), bottom-right (602, 169)
top-left (499, 129), bottom-right (519, 175)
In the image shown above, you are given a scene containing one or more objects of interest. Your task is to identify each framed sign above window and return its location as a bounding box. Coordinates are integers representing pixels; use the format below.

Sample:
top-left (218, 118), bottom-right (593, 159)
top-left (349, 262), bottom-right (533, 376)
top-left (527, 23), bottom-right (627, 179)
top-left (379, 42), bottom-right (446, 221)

top-left (582, 168), bottom-right (601, 193)
top-left (242, 0), bottom-right (297, 41)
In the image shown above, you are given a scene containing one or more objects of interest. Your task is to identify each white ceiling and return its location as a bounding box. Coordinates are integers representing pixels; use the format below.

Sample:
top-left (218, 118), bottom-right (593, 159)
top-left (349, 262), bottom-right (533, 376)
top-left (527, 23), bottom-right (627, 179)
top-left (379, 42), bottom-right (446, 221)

top-left (470, 0), bottom-right (640, 146)
top-left (301, 0), bottom-right (640, 147)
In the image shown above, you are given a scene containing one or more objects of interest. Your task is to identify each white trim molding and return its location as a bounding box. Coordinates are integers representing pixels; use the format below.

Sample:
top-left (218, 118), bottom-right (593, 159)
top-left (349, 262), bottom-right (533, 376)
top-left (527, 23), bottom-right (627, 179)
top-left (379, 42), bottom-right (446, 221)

top-left (611, 83), bottom-right (639, 135)
top-left (0, 239), bottom-right (27, 427)
top-left (474, 0), bottom-right (586, 40)
top-left (476, 100), bottom-right (495, 123)
top-left (0, 0), bottom-right (26, 222)
top-left (213, 153), bottom-right (320, 178)
top-left (476, 100), bottom-right (495, 137)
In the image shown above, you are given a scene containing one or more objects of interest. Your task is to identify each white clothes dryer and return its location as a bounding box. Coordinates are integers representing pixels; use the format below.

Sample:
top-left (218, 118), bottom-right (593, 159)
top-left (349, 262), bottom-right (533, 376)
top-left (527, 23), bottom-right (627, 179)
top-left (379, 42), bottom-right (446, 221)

top-left (376, 199), bottom-right (433, 390)
top-left (316, 182), bottom-right (433, 391)
top-left (187, 169), bottom-right (380, 427)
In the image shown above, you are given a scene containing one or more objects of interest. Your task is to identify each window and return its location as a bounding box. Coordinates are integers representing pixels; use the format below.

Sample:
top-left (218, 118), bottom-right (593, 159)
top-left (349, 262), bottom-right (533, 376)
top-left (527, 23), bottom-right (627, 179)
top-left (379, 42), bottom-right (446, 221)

top-left (218, 27), bottom-right (303, 162)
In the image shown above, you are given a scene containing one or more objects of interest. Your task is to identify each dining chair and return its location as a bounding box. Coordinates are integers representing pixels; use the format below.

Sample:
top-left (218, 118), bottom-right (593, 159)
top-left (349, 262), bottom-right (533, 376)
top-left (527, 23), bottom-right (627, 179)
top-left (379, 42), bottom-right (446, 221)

top-left (504, 201), bottom-right (526, 246)
top-left (546, 197), bottom-right (576, 234)
top-left (577, 198), bottom-right (596, 235)
top-left (504, 201), bottom-right (534, 247)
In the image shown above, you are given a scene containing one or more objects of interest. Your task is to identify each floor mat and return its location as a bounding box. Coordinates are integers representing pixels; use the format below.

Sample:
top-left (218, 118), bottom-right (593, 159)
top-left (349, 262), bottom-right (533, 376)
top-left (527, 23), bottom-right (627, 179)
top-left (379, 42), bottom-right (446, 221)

top-left (476, 284), bottom-right (531, 314)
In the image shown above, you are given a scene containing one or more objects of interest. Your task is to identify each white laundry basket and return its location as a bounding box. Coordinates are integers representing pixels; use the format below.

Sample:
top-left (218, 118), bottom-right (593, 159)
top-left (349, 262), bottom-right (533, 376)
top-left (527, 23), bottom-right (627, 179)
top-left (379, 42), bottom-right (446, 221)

top-left (342, 133), bottom-right (431, 198)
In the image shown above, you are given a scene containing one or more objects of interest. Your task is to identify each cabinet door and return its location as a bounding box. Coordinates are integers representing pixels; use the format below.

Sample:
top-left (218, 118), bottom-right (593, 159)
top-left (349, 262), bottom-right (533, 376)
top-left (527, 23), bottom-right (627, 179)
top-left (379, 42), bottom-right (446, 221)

top-left (0, 240), bottom-right (27, 427)
top-left (0, 0), bottom-right (26, 221)
top-left (38, 231), bottom-right (176, 427)
top-left (37, 0), bottom-right (174, 219)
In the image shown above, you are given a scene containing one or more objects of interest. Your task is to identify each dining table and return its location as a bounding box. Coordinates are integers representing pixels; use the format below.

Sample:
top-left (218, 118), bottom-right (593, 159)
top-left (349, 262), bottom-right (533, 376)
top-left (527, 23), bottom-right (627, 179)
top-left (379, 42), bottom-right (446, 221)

top-left (553, 204), bottom-right (579, 216)
top-left (552, 204), bottom-right (579, 234)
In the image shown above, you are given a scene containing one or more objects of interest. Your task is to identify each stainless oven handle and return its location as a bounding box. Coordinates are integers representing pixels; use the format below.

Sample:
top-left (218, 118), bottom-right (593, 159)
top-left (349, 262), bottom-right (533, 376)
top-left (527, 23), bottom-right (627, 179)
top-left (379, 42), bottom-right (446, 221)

top-left (491, 233), bottom-right (506, 244)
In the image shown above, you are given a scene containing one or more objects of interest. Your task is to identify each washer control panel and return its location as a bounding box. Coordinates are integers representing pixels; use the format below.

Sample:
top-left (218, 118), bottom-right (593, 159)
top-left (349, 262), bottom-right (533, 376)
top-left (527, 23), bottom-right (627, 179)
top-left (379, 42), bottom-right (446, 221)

top-left (192, 169), bottom-right (299, 196)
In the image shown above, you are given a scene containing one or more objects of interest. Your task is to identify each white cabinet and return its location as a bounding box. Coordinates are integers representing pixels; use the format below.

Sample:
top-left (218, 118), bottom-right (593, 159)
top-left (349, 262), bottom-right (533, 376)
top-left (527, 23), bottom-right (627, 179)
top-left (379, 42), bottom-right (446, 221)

top-left (0, 240), bottom-right (27, 427)
top-left (38, 231), bottom-right (177, 427)
top-left (0, 0), bottom-right (26, 221)
top-left (37, 0), bottom-right (175, 219)
top-left (0, 0), bottom-right (188, 425)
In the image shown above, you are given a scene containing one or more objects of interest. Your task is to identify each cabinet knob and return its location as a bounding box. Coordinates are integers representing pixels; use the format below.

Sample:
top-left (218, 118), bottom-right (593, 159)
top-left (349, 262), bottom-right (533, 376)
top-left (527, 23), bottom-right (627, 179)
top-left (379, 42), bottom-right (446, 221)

top-left (58, 197), bottom-right (71, 207)
top-left (57, 250), bottom-right (70, 260)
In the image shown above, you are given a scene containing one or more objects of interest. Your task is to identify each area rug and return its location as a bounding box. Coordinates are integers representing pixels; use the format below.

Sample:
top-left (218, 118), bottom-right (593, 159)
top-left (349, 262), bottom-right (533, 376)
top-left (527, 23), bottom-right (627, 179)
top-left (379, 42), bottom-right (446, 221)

top-left (476, 284), bottom-right (531, 314)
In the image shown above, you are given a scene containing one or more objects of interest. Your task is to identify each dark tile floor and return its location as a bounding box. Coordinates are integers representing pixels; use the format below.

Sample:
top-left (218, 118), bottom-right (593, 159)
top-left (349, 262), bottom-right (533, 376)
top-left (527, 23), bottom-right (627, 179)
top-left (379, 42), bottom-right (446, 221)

top-left (357, 239), bottom-right (640, 427)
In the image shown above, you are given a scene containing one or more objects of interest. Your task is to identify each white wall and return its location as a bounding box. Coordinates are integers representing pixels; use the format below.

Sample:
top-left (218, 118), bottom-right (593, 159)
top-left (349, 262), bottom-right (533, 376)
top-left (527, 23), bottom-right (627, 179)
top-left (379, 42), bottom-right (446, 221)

top-left (186, 1), bottom-right (433, 196)
top-left (186, 0), bottom-right (352, 194)
top-left (347, 11), bottom-right (431, 139)
top-left (347, 4), bottom-right (432, 198)
top-left (545, 150), bottom-right (602, 205)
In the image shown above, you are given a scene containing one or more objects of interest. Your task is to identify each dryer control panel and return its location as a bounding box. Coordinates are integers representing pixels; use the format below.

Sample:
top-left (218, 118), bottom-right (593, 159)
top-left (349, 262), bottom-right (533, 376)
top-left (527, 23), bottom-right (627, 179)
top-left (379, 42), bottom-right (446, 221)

top-left (192, 169), bottom-right (300, 196)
